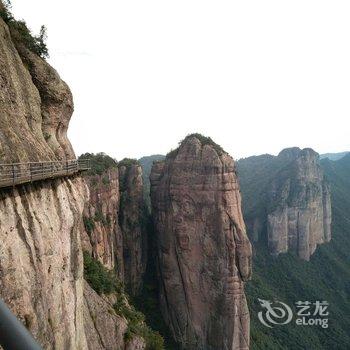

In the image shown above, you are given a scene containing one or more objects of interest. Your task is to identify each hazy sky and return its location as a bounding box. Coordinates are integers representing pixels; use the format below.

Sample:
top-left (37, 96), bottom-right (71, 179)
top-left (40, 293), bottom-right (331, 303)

top-left (10, 0), bottom-right (350, 160)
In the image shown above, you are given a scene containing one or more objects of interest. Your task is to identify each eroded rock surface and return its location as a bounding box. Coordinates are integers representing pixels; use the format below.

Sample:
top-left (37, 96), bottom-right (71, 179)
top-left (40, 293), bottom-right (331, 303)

top-left (82, 169), bottom-right (124, 279)
top-left (150, 136), bottom-right (252, 350)
top-left (0, 177), bottom-right (89, 349)
top-left (83, 282), bottom-right (145, 350)
top-left (267, 148), bottom-right (331, 260)
top-left (0, 9), bottom-right (145, 348)
top-left (119, 163), bottom-right (147, 295)
top-left (237, 147), bottom-right (331, 260)
top-left (0, 14), bottom-right (74, 163)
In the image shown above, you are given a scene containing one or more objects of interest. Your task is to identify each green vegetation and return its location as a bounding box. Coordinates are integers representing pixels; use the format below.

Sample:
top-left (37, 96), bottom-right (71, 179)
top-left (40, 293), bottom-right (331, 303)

top-left (166, 133), bottom-right (226, 158)
top-left (0, 1), bottom-right (49, 58)
top-left (102, 175), bottom-right (110, 186)
top-left (79, 152), bottom-right (118, 176)
top-left (83, 252), bottom-right (164, 349)
top-left (241, 154), bottom-right (350, 349)
top-left (114, 297), bottom-right (164, 350)
top-left (118, 158), bottom-right (140, 168)
top-left (94, 211), bottom-right (109, 227)
top-left (83, 216), bottom-right (95, 234)
top-left (83, 252), bottom-right (121, 295)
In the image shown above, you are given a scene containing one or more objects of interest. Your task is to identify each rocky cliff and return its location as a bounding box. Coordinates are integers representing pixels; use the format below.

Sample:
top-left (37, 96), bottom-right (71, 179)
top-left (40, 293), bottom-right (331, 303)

top-left (82, 167), bottom-right (124, 278)
top-left (119, 161), bottom-right (147, 296)
top-left (0, 11), bottom-right (73, 162)
top-left (80, 156), bottom-right (147, 296)
top-left (0, 177), bottom-right (89, 349)
top-left (237, 147), bottom-right (331, 260)
top-left (0, 6), bottom-right (146, 349)
top-left (150, 135), bottom-right (252, 350)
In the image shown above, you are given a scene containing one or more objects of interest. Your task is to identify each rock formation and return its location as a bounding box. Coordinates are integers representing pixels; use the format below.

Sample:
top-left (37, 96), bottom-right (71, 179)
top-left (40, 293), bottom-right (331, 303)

top-left (0, 177), bottom-right (89, 349)
top-left (237, 147), bottom-right (331, 260)
top-left (119, 161), bottom-right (147, 295)
top-left (0, 13), bottom-right (73, 162)
top-left (83, 282), bottom-right (145, 350)
top-left (150, 135), bottom-right (252, 350)
top-left (0, 7), bottom-right (146, 349)
top-left (82, 168), bottom-right (124, 278)
top-left (81, 158), bottom-right (147, 296)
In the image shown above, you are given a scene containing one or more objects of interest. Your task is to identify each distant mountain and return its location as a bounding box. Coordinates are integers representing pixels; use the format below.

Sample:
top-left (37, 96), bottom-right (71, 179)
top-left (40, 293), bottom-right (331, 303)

top-left (320, 151), bottom-right (349, 161)
top-left (238, 150), bottom-right (350, 350)
top-left (139, 155), bottom-right (165, 209)
top-left (237, 147), bottom-right (331, 260)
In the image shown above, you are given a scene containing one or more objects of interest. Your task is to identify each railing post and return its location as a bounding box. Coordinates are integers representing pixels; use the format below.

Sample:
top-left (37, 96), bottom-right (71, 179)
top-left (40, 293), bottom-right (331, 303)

top-left (12, 164), bottom-right (15, 186)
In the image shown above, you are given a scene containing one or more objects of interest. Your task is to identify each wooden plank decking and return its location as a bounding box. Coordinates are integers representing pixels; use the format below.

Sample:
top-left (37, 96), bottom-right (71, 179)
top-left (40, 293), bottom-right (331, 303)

top-left (0, 159), bottom-right (90, 189)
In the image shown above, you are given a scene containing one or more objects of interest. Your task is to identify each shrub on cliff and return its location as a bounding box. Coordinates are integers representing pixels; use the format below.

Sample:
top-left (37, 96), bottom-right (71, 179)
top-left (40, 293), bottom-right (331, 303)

top-left (83, 252), bottom-right (121, 295)
top-left (118, 158), bottom-right (140, 168)
top-left (166, 133), bottom-right (226, 158)
top-left (83, 216), bottom-right (95, 234)
top-left (84, 253), bottom-right (164, 349)
top-left (0, 1), bottom-right (49, 58)
top-left (79, 152), bottom-right (118, 176)
top-left (114, 297), bottom-right (164, 350)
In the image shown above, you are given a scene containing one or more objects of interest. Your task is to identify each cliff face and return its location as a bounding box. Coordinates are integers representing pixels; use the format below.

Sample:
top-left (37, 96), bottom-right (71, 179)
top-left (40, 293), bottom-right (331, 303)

top-left (0, 10), bottom-right (145, 349)
top-left (267, 148), bottom-right (331, 260)
top-left (81, 160), bottom-right (147, 296)
top-left (82, 168), bottom-right (124, 278)
top-left (0, 15), bottom-right (73, 163)
top-left (237, 147), bottom-right (331, 261)
top-left (83, 282), bottom-right (145, 350)
top-left (150, 136), bottom-right (252, 350)
top-left (119, 163), bottom-right (147, 295)
top-left (0, 177), bottom-right (89, 349)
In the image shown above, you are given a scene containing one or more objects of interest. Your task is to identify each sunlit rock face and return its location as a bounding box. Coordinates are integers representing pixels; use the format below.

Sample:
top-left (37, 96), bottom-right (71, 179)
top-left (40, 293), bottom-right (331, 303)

top-left (0, 177), bottom-right (89, 349)
top-left (0, 9), bottom-right (145, 348)
top-left (0, 15), bottom-right (74, 163)
top-left (150, 136), bottom-right (252, 350)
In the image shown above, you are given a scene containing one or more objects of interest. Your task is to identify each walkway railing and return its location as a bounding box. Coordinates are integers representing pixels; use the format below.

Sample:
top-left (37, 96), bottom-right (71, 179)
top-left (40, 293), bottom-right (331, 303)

top-left (0, 159), bottom-right (90, 189)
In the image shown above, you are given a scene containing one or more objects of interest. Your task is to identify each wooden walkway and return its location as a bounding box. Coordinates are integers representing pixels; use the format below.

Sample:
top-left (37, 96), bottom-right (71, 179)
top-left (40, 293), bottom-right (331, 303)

top-left (0, 159), bottom-right (90, 189)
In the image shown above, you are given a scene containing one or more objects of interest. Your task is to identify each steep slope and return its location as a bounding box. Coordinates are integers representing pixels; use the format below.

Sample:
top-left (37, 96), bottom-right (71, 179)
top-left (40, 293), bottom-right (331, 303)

top-left (139, 155), bottom-right (165, 210)
top-left (82, 165), bottom-right (124, 277)
top-left (0, 6), bottom-right (90, 348)
top-left (320, 151), bottom-right (349, 161)
top-left (237, 147), bottom-right (331, 260)
top-left (0, 5), bottom-right (149, 349)
top-left (119, 159), bottom-right (147, 296)
top-left (240, 153), bottom-right (350, 349)
top-left (150, 135), bottom-right (252, 350)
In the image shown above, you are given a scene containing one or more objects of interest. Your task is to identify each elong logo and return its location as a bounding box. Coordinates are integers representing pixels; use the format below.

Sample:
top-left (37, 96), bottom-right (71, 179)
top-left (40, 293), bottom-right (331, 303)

top-left (257, 298), bottom-right (329, 329)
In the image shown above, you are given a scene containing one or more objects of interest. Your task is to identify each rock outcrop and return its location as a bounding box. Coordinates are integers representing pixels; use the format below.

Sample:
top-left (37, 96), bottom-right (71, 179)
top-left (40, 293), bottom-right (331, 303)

top-left (0, 7), bottom-right (146, 349)
top-left (83, 282), bottom-right (145, 350)
top-left (237, 147), bottom-right (331, 260)
top-left (82, 168), bottom-right (124, 278)
top-left (119, 162), bottom-right (147, 295)
top-left (0, 13), bottom-right (73, 163)
top-left (0, 177), bottom-right (89, 349)
top-left (81, 158), bottom-right (147, 296)
top-left (150, 135), bottom-right (252, 350)
top-left (267, 148), bottom-right (331, 260)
